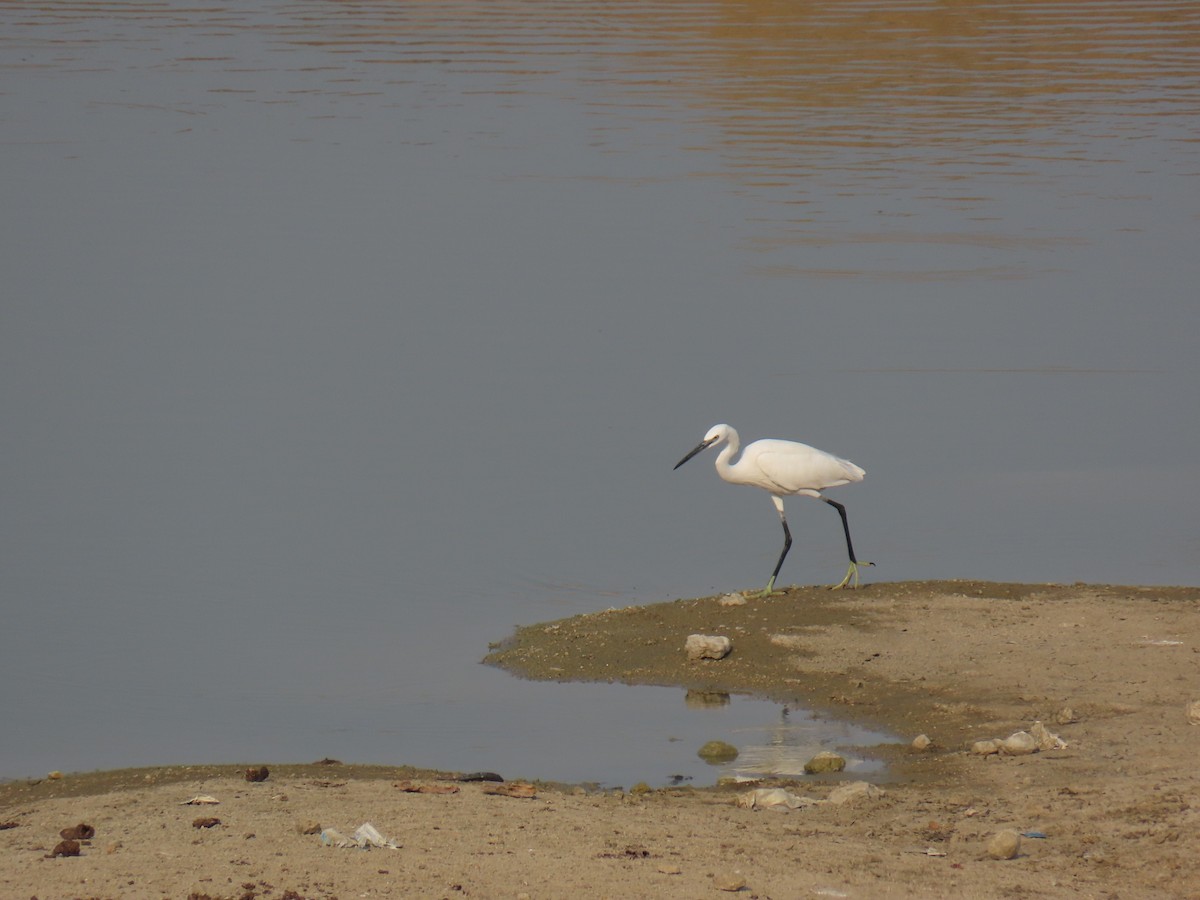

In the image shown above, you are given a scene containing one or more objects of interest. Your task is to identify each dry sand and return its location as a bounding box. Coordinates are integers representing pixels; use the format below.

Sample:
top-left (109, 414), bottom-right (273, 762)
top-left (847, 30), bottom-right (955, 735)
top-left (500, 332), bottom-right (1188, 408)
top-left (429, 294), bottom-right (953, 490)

top-left (4, 580), bottom-right (1199, 899)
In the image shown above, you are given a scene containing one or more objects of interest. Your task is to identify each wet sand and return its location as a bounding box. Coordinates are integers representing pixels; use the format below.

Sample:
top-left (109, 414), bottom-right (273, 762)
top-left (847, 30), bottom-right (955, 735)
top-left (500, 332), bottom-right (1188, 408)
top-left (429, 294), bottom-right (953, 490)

top-left (4, 581), bottom-right (1199, 898)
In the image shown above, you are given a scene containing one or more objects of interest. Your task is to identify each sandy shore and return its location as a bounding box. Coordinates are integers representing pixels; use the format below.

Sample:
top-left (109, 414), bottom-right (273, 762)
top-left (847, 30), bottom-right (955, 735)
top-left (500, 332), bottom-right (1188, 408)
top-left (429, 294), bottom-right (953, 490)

top-left (4, 581), bottom-right (1199, 898)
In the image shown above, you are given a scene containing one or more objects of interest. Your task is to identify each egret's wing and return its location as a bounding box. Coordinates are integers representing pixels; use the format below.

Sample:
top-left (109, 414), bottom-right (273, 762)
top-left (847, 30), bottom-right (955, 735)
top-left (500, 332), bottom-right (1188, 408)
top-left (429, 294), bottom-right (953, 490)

top-left (752, 440), bottom-right (864, 494)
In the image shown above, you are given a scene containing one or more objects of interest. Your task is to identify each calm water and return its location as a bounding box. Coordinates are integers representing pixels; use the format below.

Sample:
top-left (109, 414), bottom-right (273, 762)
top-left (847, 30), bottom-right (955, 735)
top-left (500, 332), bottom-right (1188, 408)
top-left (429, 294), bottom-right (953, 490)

top-left (2, 1), bottom-right (1198, 784)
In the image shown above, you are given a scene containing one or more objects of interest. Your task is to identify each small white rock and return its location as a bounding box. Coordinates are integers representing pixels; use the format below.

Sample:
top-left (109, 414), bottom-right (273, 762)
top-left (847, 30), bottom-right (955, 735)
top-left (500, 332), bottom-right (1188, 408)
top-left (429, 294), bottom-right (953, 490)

top-left (1000, 731), bottom-right (1038, 756)
top-left (718, 592), bottom-right (747, 606)
top-left (971, 740), bottom-right (1000, 756)
top-left (685, 634), bottom-right (732, 660)
top-left (1030, 720), bottom-right (1067, 750)
top-left (911, 734), bottom-right (932, 751)
top-left (715, 874), bottom-right (747, 892)
top-left (826, 781), bottom-right (884, 805)
top-left (986, 829), bottom-right (1022, 860)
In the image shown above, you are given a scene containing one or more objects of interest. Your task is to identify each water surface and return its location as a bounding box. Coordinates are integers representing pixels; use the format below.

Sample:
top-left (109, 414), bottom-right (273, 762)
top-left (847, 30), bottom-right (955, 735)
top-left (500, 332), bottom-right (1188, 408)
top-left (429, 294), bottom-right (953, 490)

top-left (2, 1), bottom-right (1198, 783)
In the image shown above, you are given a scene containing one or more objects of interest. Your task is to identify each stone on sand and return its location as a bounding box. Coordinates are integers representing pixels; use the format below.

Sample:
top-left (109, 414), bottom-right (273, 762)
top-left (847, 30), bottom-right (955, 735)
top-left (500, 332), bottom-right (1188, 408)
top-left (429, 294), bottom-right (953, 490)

top-left (715, 873), bottom-right (747, 891)
top-left (1188, 699), bottom-right (1200, 725)
top-left (1000, 731), bottom-right (1038, 756)
top-left (826, 781), bottom-right (885, 805)
top-left (986, 829), bottom-right (1022, 860)
top-left (685, 634), bottom-right (732, 660)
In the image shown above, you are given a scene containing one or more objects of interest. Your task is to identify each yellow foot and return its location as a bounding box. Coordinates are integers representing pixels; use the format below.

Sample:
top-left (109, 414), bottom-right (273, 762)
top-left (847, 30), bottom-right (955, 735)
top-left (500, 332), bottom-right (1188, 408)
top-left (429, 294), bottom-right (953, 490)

top-left (759, 577), bottom-right (787, 598)
top-left (829, 561), bottom-right (874, 590)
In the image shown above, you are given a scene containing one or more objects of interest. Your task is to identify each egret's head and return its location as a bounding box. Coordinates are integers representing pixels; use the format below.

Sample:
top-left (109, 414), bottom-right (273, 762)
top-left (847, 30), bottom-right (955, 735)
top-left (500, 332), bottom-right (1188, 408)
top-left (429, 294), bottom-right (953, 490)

top-left (674, 424), bottom-right (730, 470)
top-left (704, 424), bottom-right (731, 444)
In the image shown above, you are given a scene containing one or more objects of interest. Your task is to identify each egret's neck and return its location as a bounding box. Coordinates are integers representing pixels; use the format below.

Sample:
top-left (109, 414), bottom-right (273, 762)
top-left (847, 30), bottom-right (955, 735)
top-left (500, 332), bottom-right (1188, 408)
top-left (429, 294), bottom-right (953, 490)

top-left (713, 437), bottom-right (740, 480)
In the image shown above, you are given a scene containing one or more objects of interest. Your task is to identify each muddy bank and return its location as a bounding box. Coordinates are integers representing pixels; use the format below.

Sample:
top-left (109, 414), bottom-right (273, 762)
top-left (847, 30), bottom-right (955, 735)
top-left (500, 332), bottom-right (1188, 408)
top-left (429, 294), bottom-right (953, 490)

top-left (484, 580), bottom-right (1198, 760)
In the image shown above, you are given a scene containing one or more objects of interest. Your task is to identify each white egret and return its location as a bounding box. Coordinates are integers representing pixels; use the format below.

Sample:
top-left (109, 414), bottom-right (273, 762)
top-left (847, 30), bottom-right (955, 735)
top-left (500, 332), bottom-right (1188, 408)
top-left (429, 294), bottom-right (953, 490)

top-left (674, 423), bottom-right (872, 594)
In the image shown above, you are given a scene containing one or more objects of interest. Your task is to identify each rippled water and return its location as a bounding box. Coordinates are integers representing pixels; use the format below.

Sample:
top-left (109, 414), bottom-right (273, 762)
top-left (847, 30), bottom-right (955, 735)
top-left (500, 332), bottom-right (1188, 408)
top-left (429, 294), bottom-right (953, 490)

top-left (2, 1), bottom-right (1198, 784)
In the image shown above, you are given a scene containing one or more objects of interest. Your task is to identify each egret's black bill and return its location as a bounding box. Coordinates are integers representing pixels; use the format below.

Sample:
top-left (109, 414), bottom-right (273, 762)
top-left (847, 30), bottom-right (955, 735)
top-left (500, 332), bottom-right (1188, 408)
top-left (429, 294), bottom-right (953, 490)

top-left (674, 436), bottom-right (718, 470)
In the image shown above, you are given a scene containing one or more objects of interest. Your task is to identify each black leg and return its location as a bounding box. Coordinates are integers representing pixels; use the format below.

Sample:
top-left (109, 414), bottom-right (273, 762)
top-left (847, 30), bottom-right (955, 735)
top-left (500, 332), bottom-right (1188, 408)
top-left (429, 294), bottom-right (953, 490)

top-left (823, 498), bottom-right (873, 589)
top-left (770, 513), bottom-right (792, 582)
top-left (823, 498), bottom-right (859, 563)
top-left (763, 499), bottom-right (792, 594)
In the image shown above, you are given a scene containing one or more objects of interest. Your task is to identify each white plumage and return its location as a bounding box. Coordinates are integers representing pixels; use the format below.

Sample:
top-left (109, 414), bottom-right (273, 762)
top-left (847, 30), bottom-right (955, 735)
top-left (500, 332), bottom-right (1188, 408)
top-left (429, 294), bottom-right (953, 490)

top-left (674, 424), bottom-right (872, 593)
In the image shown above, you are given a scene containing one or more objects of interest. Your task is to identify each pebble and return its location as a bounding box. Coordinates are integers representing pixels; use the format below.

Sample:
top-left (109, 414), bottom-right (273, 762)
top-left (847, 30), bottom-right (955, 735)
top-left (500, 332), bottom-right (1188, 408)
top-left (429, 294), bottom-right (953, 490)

top-left (47, 839), bottom-right (80, 859)
top-left (718, 592), bottom-right (747, 606)
top-left (685, 634), bottom-right (732, 660)
top-left (715, 873), bottom-right (747, 892)
top-left (826, 781), bottom-right (884, 805)
top-left (1000, 731), bottom-right (1038, 756)
top-left (911, 734), bottom-right (932, 751)
top-left (804, 751), bottom-right (846, 774)
top-left (1187, 700), bottom-right (1200, 725)
top-left (971, 739), bottom-right (1000, 756)
top-left (986, 829), bottom-right (1022, 860)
